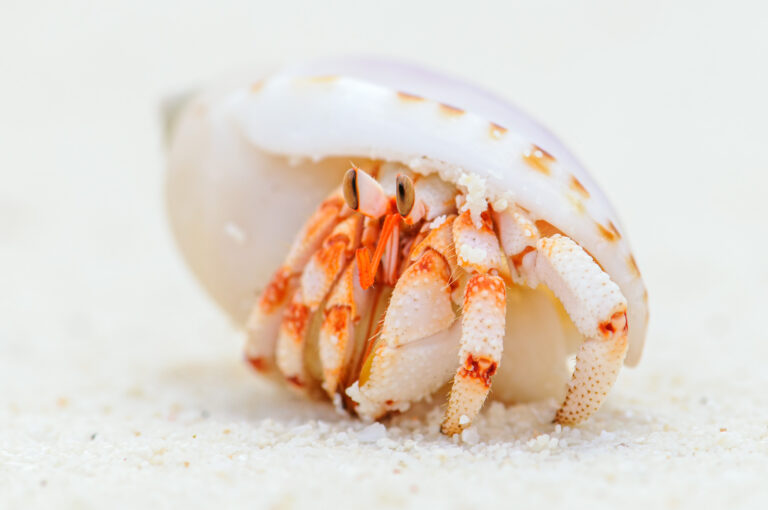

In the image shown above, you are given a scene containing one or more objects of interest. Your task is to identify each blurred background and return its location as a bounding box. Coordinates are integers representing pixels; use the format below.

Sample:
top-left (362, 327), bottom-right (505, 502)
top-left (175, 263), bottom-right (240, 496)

top-left (1, 1), bottom-right (767, 508)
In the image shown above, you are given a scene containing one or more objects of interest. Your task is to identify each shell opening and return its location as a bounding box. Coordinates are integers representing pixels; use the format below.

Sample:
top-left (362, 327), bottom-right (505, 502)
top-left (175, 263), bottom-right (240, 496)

top-left (261, 159), bottom-right (582, 409)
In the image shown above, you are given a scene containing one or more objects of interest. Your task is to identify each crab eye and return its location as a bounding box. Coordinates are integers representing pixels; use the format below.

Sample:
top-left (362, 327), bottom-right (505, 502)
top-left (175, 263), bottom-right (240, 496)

top-left (395, 174), bottom-right (415, 217)
top-left (342, 168), bottom-right (359, 210)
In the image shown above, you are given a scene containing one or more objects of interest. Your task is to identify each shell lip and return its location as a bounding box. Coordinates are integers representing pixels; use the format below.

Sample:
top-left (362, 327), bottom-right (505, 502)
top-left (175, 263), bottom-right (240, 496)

top-left (168, 56), bottom-right (648, 367)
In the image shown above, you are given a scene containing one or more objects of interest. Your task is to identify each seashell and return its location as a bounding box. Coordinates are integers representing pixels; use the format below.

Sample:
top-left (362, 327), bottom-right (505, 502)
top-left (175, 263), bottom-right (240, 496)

top-left (166, 57), bottom-right (648, 432)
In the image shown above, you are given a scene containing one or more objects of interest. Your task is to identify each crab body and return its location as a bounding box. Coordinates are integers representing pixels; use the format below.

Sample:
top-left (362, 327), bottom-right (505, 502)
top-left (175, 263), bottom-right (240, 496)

top-left (166, 58), bottom-right (648, 434)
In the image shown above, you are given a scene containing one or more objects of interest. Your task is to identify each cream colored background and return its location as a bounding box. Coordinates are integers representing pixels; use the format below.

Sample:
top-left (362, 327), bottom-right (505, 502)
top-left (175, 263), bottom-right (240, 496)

top-left (2, 1), bottom-right (767, 508)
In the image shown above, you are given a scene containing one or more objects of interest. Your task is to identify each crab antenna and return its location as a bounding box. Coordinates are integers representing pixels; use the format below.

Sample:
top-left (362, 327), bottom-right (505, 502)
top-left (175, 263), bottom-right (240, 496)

top-left (342, 166), bottom-right (389, 218)
top-left (356, 213), bottom-right (400, 289)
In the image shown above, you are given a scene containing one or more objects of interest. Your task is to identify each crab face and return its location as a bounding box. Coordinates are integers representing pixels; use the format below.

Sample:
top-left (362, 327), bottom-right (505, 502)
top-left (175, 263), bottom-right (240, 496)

top-left (166, 57), bottom-right (648, 434)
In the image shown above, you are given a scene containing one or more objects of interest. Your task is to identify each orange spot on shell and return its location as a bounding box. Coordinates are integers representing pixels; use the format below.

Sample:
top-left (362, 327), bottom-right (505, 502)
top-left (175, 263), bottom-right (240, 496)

top-left (628, 254), bottom-right (641, 277)
top-left (567, 193), bottom-right (586, 215)
top-left (251, 81), bottom-right (264, 93)
top-left (489, 122), bottom-right (508, 139)
top-left (522, 144), bottom-right (555, 175)
top-left (439, 103), bottom-right (465, 116)
top-left (306, 75), bottom-right (338, 83)
top-left (397, 91), bottom-right (424, 102)
top-left (569, 175), bottom-right (590, 198)
top-left (596, 220), bottom-right (621, 242)
top-left (458, 354), bottom-right (498, 388)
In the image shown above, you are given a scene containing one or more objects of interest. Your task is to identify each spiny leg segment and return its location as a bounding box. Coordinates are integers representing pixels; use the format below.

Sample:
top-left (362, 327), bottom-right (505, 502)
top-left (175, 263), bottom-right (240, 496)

top-left (349, 215), bottom-right (459, 419)
top-left (494, 207), bottom-right (629, 425)
top-left (441, 209), bottom-right (508, 435)
top-left (275, 213), bottom-right (362, 390)
top-left (244, 194), bottom-right (345, 374)
top-left (316, 218), bottom-right (377, 400)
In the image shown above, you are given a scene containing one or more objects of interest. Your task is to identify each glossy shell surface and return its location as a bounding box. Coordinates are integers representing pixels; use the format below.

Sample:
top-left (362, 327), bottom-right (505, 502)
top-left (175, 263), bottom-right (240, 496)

top-left (167, 57), bottom-right (648, 367)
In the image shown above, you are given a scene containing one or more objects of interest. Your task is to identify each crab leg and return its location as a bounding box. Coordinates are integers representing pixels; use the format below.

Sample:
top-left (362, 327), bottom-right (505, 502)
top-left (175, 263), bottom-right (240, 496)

top-left (275, 214), bottom-right (362, 390)
top-left (317, 262), bottom-right (375, 400)
top-left (492, 205), bottom-right (538, 286)
top-left (347, 216), bottom-right (459, 419)
top-left (494, 207), bottom-right (628, 424)
top-left (526, 234), bottom-right (628, 425)
top-left (244, 194), bottom-right (345, 373)
top-left (318, 217), bottom-right (378, 399)
top-left (442, 209), bottom-right (508, 435)
top-left (300, 215), bottom-right (362, 309)
top-left (274, 288), bottom-right (312, 389)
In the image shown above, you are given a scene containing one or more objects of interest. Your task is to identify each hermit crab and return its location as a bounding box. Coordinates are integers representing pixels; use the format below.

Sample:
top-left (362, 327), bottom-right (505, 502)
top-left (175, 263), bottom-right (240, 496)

top-left (165, 57), bottom-right (648, 435)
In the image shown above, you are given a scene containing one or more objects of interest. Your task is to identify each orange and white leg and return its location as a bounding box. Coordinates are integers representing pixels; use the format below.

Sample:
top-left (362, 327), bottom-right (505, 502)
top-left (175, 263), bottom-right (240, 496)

top-left (244, 194), bottom-right (345, 373)
top-left (442, 209), bottom-right (508, 435)
top-left (274, 288), bottom-right (312, 390)
top-left (317, 263), bottom-right (371, 399)
top-left (494, 207), bottom-right (629, 424)
top-left (317, 216), bottom-right (381, 400)
top-left (414, 174), bottom-right (458, 221)
top-left (523, 234), bottom-right (628, 424)
top-left (492, 205), bottom-right (538, 285)
top-left (274, 214), bottom-right (362, 390)
top-left (347, 217), bottom-right (459, 419)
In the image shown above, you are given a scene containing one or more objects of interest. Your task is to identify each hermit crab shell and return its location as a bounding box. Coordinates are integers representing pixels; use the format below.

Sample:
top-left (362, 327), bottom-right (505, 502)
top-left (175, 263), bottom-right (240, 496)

top-left (166, 57), bottom-right (648, 385)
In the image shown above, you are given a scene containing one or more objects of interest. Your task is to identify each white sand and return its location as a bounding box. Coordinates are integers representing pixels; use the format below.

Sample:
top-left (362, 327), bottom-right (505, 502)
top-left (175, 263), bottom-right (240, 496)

top-left (2, 1), bottom-right (768, 508)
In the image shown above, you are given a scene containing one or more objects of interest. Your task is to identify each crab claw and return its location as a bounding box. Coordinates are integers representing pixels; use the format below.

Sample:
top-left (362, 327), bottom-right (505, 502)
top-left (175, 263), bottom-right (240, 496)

top-left (348, 217), bottom-right (459, 419)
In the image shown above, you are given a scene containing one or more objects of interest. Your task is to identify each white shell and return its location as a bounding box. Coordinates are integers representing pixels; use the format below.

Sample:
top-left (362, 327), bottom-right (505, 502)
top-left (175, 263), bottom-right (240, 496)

top-left (166, 57), bottom-right (648, 367)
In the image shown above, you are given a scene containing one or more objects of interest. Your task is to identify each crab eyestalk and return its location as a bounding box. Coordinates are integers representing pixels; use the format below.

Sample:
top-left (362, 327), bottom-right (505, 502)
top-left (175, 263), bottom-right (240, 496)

top-left (343, 166), bottom-right (388, 218)
top-left (343, 168), bottom-right (425, 289)
top-left (396, 174), bottom-right (426, 226)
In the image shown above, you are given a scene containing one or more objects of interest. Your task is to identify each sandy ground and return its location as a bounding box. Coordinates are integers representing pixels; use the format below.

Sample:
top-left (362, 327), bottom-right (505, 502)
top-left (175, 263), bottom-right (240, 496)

top-left (2, 1), bottom-right (768, 508)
